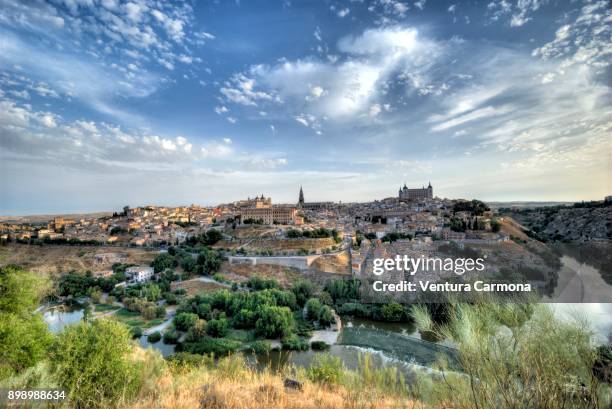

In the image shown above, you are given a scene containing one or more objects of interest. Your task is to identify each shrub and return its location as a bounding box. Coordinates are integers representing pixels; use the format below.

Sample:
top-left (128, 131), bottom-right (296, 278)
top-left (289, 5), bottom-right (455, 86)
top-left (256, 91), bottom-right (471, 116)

top-left (291, 280), bottom-right (314, 307)
top-left (166, 352), bottom-right (213, 370)
top-left (413, 303), bottom-right (611, 409)
top-left (305, 298), bottom-right (322, 321)
top-left (246, 276), bottom-right (279, 291)
top-left (255, 306), bottom-right (294, 338)
top-left (281, 334), bottom-right (309, 351)
top-left (311, 341), bottom-right (330, 350)
top-left (337, 302), bottom-right (371, 318)
top-left (205, 318), bottom-right (229, 338)
top-left (173, 312), bottom-right (199, 332)
top-left (162, 330), bottom-right (179, 345)
top-left (306, 354), bottom-right (344, 385)
top-left (380, 302), bottom-right (405, 322)
top-left (0, 265), bottom-right (53, 380)
top-left (151, 253), bottom-right (176, 274)
top-left (147, 331), bottom-right (161, 343)
top-left (244, 340), bottom-right (272, 354)
top-left (180, 337), bottom-right (241, 357)
top-left (49, 319), bottom-right (142, 409)
top-left (317, 306), bottom-right (335, 327)
top-left (155, 305), bottom-right (166, 319)
top-left (130, 326), bottom-right (143, 339)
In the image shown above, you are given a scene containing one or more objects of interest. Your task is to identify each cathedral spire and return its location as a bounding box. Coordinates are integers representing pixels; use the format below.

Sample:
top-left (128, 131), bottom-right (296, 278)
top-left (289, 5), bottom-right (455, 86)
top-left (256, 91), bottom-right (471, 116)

top-left (298, 186), bottom-right (304, 206)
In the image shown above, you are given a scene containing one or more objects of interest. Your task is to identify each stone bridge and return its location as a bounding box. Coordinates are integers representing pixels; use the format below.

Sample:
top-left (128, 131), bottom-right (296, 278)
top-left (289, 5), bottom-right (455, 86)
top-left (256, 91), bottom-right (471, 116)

top-left (227, 255), bottom-right (322, 271)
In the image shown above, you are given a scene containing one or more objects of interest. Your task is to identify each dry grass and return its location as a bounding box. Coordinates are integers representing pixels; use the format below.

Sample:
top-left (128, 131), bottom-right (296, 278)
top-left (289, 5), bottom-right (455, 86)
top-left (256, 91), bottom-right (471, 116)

top-left (122, 358), bottom-right (425, 409)
top-left (0, 243), bottom-right (157, 275)
top-left (219, 262), bottom-right (303, 287)
top-left (171, 279), bottom-right (228, 296)
top-left (310, 251), bottom-right (351, 275)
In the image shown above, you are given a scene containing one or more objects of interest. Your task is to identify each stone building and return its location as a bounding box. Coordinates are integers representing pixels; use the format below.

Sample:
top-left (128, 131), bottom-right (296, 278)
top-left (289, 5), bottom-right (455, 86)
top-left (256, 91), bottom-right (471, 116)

top-left (398, 182), bottom-right (433, 201)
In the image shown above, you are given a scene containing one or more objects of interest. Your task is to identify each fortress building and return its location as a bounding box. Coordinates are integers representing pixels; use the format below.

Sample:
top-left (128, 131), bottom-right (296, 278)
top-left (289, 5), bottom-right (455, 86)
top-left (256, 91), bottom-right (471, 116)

top-left (398, 182), bottom-right (433, 201)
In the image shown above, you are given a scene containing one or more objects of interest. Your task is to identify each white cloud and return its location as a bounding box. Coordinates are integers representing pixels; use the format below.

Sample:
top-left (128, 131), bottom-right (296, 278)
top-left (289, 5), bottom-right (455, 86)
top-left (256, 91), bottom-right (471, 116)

top-left (220, 73), bottom-right (276, 106)
top-left (221, 26), bottom-right (439, 126)
top-left (250, 158), bottom-right (288, 169)
top-left (214, 106), bottom-right (229, 115)
top-left (337, 8), bottom-right (350, 18)
top-left (0, 99), bottom-right (239, 171)
top-left (430, 105), bottom-right (513, 132)
top-left (532, 1), bottom-right (611, 70)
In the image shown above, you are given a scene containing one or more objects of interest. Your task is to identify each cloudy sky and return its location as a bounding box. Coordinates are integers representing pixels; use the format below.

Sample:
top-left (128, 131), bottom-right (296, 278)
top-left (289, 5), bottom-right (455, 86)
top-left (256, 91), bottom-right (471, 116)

top-left (0, 0), bottom-right (610, 214)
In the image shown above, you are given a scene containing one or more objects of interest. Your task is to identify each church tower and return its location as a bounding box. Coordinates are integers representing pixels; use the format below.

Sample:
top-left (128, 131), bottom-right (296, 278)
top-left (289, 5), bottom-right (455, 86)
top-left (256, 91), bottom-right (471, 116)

top-left (298, 186), bottom-right (304, 207)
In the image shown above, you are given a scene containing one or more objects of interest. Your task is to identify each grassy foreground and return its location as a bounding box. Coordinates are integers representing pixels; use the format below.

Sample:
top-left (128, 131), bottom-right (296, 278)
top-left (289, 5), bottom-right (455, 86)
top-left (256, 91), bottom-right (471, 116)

top-left (122, 353), bottom-right (422, 409)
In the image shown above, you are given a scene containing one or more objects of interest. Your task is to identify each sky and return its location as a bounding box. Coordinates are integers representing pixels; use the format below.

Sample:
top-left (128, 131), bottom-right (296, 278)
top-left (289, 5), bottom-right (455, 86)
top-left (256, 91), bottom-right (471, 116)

top-left (0, 0), bottom-right (610, 214)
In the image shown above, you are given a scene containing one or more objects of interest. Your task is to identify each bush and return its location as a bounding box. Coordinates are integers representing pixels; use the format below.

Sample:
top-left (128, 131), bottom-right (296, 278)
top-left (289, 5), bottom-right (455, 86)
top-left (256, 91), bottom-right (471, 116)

top-left (311, 341), bottom-right (330, 350)
top-left (244, 340), bottom-right (272, 354)
top-left (162, 330), bottom-right (179, 345)
top-left (281, 334), bottom-right (309, 351)
top-left (413, 303), bottom-right (610, 409)
top-left (50, 319), bottom-right (142, 409)
top-left (155, 305), bottom-right (166, 319)
top-left (174, 312), bottom-right (199, 332)
top-left (246, 276), bottom-right (279, 291)
top-left (318, 306), bottom-right (335, 327)
top-left (0, 265), bottom-right (53, 380)
top-left (166, 352), bottom-right (213, 370)
top-left (205, 318), bottom-right (229, 338)
top-left (305, 298), bottom-right (322, 321)
top-left (147, 331), bottom-right (161, 343)
top-left (306, 354), bottom-right (344, 385)
top-left (292, 280), bottom-right (314, 307)
top-left (164, 293), bottom-right (177, 305)
top-left (151, 253), bottom-right (176, 274)
top-left (180, 337), bottom-right (241, 357)
top-left (255, 306), bottom-right (294, 338)
top-left (130, 326), bottom-right (143, 339)
top-left (380, 302), bottom-right (405, 322)
top-left (337, 302), bottom-right (371, 318)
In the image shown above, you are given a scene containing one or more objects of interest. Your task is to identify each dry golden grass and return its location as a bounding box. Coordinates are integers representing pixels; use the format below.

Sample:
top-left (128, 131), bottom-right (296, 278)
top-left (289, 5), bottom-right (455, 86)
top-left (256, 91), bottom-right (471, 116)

top-left (0, 243), bottom-right (157, 275)
top-left (171, 279), bottom-right (228, 296)
top-left (122, 356), bottom-right (427, 409)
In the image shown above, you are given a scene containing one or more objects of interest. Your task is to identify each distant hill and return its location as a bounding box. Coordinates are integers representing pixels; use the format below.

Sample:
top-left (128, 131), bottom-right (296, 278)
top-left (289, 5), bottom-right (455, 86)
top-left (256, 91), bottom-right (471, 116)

top-left (499, 203), bottom-right (612, 243)
top-left (0, 212), bottom-right (112, 224)
top-left (488, 201), bottom-right (572, 209)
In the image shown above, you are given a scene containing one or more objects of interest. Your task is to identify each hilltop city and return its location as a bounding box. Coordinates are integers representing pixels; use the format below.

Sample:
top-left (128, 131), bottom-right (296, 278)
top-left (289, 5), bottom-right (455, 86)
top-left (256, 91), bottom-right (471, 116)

top-left (0, 183), bottom-right (505, 249)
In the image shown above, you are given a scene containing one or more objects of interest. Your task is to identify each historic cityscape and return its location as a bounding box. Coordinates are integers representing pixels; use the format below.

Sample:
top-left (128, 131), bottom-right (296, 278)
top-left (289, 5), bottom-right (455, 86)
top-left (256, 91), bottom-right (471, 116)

top-left (1, 0), bottom-right (611, 408)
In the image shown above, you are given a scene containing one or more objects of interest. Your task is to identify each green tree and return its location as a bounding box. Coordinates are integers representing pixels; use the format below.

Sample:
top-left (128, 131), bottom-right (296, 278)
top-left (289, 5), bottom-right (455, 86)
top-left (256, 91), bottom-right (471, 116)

top-left (205, 318), bottom-right (229, 338)
top-left (318, 305), bottom-right (335, 326)
top-left (174, 312), bottom-right (199, 332)
top-left (196, 248), bottom-right (222, 275)
top-left (292, 279), bottom-right (314, 307)
top-left (0, 265), bottom-right (53, 380)
top-left (49, 319), bottom-right (141, 409)
top-left (305, 298), bottom-right (322, 321)
top-left (255, 305), bottom-right (294, 338)
top-left (151, 253), bottom-right (176, 274)
top-left (141, 283), bottom-right (162, 302)
top-left (203, 229), bottom-right (223, 245)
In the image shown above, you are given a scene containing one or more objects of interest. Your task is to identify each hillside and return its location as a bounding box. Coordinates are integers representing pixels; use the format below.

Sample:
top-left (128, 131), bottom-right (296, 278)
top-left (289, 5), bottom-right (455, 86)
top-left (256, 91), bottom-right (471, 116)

top-left (501, 204), bottom-right (612, 242)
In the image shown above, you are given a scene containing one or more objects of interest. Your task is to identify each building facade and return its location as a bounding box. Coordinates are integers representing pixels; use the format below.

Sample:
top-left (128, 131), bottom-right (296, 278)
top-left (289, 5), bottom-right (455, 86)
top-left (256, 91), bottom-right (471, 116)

top-left (398, 182), bottom-right (433, 201)
top-left (125, 266), bottom-right (154, 283)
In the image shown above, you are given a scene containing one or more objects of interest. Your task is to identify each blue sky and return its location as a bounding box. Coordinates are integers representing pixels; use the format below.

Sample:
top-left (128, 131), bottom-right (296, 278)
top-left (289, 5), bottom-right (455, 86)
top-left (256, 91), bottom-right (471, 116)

top-left (0, 0), bottom-right (610, 214)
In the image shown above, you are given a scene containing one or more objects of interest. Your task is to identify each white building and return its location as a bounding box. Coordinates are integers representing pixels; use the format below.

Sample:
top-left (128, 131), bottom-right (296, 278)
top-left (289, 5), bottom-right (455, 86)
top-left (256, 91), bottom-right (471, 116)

top-left (125, 266), bottom-right (154, 283)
